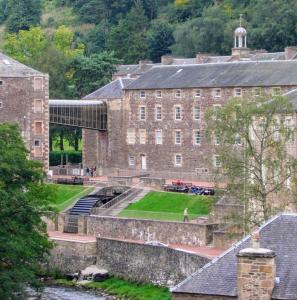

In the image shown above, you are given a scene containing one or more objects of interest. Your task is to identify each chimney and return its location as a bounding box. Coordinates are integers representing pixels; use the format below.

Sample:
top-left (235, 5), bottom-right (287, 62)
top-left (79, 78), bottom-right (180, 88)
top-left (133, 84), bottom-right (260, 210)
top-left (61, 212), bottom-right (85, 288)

top-left (196, 53), bottom-right (210, 64)
top-left (237, 231), bottom-right (276, 300)
top-left (139, 59), bottom-right (152, 68)
top-left (161, 55), bottom-right (173, 65)
top-left (285, 46), bottom-right (297, 60)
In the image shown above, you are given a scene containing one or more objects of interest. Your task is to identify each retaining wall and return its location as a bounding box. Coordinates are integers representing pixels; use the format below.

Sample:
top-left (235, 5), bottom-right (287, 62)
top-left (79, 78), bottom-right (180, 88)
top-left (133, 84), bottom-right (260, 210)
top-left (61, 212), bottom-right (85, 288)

top-left (87, 216), bottom-right (217, 247)
top-left (96, 237), bottom-right (210, 287)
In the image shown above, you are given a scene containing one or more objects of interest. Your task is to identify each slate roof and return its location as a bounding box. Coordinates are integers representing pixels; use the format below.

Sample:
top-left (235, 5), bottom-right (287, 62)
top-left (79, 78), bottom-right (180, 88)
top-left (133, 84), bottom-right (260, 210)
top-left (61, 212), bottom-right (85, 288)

top-left (0, 52), bottom-right (43, 77)
top-left (115, 64), bottom-right (155, 77)
top-left (83, 78), bottom-right (135, 100)
top-left (172, 214), bottom-right (297, 299)
top-left (125, 60), bottom-right (297, 90)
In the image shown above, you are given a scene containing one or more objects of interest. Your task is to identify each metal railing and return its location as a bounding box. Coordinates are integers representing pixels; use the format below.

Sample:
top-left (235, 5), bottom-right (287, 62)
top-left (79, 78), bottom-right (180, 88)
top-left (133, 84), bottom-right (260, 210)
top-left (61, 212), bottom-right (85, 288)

top-left (63, 215), bottom-right (79, 233)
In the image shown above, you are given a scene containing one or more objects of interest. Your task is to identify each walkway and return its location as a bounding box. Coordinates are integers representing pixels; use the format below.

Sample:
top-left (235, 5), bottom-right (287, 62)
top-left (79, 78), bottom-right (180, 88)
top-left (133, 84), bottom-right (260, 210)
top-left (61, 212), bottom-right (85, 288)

top-left (48, 231), bottom-right (224, 259)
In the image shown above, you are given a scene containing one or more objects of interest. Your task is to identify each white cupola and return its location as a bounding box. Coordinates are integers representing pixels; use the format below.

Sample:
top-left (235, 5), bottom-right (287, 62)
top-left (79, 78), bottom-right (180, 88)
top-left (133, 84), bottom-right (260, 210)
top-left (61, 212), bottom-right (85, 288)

top-left (232, 14), bottom-right (250, 57)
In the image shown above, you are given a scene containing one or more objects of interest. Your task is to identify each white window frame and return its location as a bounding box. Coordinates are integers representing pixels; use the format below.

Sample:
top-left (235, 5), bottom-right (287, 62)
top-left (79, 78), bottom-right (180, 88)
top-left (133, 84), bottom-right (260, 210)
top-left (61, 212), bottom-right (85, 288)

top-left (33, 77), bottom-right (44, 91)
top-left (213, 88), bottom-right (221, 98)
top-left (140, 90), bottom-right (146, 99)
top-left (139, 129), bottom-right (147, 145)
top-left (175, 130), bottom-right (182, 145)
top-left (155, 105), bottom-right (162, 121)
top-left (193, 130), bottom-right (201, 145)
top-left (128, 156), bottom-right (135, 166)
top-left (193, 105), bottom-right (201, 121)
top-left (174, 105), bottom-right (182, 121)
top-left (34, 99), bottom-right (43, 113)
top-left (175, 89), bottom-right (181, 98)
top-left (127, 129), bottom-right (136, 145)
top-left (214, 155), bottom-right (221, 167)
top-left (156, 90), bottom-right (162, 98)
top-left (174, 154), bottom-right (182, 167)
top-left (194, 89), bottom-right (202, 97)
top-left (139, 106), bottom-right (146, 121)
top-left (155, 130), bottom-right (163, 145)
top-left (234, 88), bottom-right (242, 97)
top-left (214, 132), bottom-right (220, 145)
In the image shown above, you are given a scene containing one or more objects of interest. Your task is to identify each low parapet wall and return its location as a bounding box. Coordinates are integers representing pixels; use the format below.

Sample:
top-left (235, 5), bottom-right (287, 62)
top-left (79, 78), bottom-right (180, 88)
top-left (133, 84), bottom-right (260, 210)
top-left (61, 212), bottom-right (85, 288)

top-left (87, 216), bottom-right (217, 247)
top-left (96, 237), bottom-right (210, 287)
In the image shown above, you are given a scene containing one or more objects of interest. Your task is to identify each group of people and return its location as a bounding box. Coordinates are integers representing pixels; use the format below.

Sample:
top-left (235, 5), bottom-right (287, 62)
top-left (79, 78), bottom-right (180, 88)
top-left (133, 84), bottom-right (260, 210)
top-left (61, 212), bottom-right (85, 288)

top-left (85, 166), bottom-right (97, 177)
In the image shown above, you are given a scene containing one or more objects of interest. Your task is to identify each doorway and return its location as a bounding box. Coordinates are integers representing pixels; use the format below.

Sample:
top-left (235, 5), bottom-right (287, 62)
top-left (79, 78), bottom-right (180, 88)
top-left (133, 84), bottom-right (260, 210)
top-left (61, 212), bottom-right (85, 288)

top-left (140, 154), bottom-right (147, 170)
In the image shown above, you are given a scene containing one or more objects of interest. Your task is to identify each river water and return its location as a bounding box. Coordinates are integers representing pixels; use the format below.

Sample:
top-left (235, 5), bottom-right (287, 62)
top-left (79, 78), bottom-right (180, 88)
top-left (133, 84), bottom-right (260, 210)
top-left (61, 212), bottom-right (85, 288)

top-left (26, 286), bottom-right (106, 300)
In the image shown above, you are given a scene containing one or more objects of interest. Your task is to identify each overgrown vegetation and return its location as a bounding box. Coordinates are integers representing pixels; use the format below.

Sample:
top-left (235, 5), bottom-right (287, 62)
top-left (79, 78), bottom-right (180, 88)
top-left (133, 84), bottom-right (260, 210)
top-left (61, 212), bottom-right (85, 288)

top-left (119, 191), bottom-right (212, 221)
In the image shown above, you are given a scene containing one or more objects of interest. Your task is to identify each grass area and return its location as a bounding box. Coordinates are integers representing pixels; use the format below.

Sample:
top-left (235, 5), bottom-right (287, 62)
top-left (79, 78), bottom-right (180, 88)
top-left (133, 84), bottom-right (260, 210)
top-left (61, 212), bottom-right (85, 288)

top-left (84, 278), bottom-right (171, 300)
top-left (119, 191), bottom-right (212, 222)
top-left (48, 184), bottom-right (93, 212)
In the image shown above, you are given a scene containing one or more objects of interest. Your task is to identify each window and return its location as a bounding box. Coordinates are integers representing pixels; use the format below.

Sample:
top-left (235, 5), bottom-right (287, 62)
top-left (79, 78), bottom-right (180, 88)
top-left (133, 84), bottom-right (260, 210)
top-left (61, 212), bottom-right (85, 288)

top-left (272, 87), bottom-right (281, 96)
top-left (34, 77), bottom-right (43, 91)
top-left (285, 117), bottom-right (294, 144)
top-left (175, 106), bottom-right (182, 120)
top-left (127, 129), bottom-right (136, 144)
top-left (175, 154), bottom-right (182, 166)
top-left (213, 104), bottom-right (221, 119)
top-left (34, 140), bottom-right (41, 147)
top-left (34, 140), bottom-right (42, 157)
top-left (0, 80), bottom-right (3, 86)
top-left (156, 90), bottom-right (162, 98)
top-left (234, 88), bottom-right (242, 97)
top-left (193, 105), bottom-right (201, 120)
top-left (155, 130), bottom-right (163, 145)
top-left (128, 156), bottom-right (135, 166)
top-left (234, 133), bottom-right (241, 145)
top-left (0, 102), bottom-right (2, 109)
top-left (253, 88), bottom-right (261, 96)
top-left (193, 130), bottom-right (201, 145)
top-left (213, 88), bottom-right (221, 98)
top-left (34, 121), bottom-right (43, 134)
top-left (175, 130), bottom-right (181, 144)
top-left (140, 91), bottom-right (146, 98)
top-left (155, 106), bottom-right (162, 121)
top-left (139, 129), bottom-right (147, 144)
top-left (139, 106), bottom-right (146, 120)
top-left (34, 99), bottom-right (43, 113)
top-left (194, 89), bottom-right (202, 97)
top-left (214, 155), bottom-right (221, 167)
top-left (175, 90), bottom-right (181, 98)
top-left (214, 132), bottom-right (220, 145)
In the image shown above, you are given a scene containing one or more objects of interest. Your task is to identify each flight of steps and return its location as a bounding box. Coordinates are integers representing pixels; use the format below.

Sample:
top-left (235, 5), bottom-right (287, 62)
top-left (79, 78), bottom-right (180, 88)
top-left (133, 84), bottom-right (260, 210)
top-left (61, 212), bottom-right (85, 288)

top-left (102, 188), bottom-right (149, 217)
top-left (70, 195), bottom-right (101, 215)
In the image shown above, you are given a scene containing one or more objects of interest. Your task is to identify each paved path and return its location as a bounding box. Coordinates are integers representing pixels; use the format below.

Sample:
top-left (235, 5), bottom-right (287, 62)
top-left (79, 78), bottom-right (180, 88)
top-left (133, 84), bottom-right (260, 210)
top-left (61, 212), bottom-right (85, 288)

top-left (48, 231), bottom-right (224, 259)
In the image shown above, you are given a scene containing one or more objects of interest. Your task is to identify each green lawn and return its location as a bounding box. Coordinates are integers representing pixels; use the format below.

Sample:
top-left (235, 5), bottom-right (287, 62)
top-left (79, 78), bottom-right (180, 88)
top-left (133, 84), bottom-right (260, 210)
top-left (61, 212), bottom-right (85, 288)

top-left (118, 191), bottom-right (212, 222)
top-left (47, 184), bottom-right (93, 211)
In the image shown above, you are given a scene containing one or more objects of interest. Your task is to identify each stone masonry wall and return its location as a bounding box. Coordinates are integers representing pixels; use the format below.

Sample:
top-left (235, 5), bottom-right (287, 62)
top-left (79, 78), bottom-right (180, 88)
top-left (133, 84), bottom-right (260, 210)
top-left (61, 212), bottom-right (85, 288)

top-left (96, 237), bottom-right (210, 287)
top-left (87, 216), bottom-right (217, 246)
top-left (48, 239), bottom-right (97, 274)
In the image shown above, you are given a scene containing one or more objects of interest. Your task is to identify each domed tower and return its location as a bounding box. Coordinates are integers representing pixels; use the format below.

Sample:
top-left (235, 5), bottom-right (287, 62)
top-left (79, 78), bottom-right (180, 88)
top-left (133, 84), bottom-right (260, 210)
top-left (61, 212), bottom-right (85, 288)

top-left (232, 14), bottom-right (250, 57)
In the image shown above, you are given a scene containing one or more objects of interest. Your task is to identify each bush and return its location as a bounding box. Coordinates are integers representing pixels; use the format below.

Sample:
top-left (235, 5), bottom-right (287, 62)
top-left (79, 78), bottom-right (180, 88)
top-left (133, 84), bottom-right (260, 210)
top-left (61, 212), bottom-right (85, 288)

top-left (49, 151), bottom-right (82, 166)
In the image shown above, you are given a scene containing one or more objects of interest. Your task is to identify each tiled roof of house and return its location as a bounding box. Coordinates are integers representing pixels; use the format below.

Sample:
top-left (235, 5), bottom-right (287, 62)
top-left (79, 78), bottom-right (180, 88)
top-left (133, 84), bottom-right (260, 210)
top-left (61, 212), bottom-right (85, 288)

top-left (125, 60), bottom-right (297, 90)
top-left (0, 52), bottom-right (43, 77)
top-left (172, 214), bottom-right (297, 299)
top-left (83, 78), bottom-right (135, 100)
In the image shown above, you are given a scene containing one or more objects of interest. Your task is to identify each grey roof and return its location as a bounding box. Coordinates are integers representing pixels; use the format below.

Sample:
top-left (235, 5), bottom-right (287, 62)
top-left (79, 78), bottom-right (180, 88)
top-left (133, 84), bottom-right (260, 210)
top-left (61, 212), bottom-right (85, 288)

top-left (0, 52), bottom-right (43, 77)
top-left (172, 214), bottom-right (297, 299)
top-left (125, 61), bottom-right (297, 90)
top-left (115, 64), bottom-right (155, 77)
top-left (83, 78), bottom-right (135, 100)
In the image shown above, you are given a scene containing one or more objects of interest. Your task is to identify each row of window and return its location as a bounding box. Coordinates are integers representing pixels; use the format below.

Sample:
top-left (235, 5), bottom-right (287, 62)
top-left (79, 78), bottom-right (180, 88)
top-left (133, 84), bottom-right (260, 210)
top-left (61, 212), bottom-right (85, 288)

top-left (137, 87), bottom-right (282, 99)
top-left (128, 154), bottom-right (221, 168)
top-left (138, 105), bottom-right (201, 121)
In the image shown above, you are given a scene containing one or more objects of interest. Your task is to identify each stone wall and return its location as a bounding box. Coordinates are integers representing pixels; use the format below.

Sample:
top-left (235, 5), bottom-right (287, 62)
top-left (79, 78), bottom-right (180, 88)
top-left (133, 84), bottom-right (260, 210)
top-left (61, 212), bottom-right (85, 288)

top-left (140, 177), bottom-right (166, 189)
top-left (96, 237), bottom-right (210, 287)
top-left (87, 216), bottom-right (217, 246)
top-left (48, 239), bottom-right (97, 273)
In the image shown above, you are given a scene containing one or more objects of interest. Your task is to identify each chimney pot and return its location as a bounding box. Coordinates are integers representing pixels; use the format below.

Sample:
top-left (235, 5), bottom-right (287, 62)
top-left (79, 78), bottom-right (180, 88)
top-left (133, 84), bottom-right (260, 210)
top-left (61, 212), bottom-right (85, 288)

top-left (161, 55), bottom-right (173, 65)
top-left (285, 46), bottom-right (297, 60)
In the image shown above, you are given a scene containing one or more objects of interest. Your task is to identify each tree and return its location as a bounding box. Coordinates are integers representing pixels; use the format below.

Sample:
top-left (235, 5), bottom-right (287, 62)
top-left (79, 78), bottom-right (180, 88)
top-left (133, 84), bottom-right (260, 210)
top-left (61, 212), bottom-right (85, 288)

top-left (0, 123), bottom-right (53, 299)
top-left (107, 2), bottom-right (149, 63)
top-left (70, 51), bottom-right (120, 98)
top-left (206, 94), bottom-right (297, 228)
top-left (6, 0), bottom-right (42, 33)
top-left (147, 20), bottom-right (174, 62)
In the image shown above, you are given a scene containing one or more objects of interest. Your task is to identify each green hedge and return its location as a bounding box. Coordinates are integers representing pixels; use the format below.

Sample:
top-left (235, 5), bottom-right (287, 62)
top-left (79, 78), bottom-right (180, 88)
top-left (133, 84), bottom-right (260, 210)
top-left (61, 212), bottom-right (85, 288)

top-left (49, 151), bottom-right (82, 166)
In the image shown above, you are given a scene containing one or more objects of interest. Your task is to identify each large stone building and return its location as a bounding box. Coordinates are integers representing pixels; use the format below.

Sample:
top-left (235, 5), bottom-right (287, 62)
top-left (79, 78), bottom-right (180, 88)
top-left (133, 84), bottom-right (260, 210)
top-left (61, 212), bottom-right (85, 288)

top-left (83, 25), bottom-right (297, 180)
top-left (0, 53), bottom-right (49, 169)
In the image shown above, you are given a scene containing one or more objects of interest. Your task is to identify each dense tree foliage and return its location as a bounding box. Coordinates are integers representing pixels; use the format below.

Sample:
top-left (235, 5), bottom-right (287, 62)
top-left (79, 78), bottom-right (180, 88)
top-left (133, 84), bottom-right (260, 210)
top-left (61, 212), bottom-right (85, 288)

top-left (0, 123), bottom-right (53, 299)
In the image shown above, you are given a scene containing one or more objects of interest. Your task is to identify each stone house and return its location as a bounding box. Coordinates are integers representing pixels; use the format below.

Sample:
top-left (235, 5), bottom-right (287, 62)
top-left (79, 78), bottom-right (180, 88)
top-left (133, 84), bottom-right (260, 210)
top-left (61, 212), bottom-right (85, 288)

top-left (171, 213), bottom-right (297, 300)
top-left (0, 53), bottom-right (49, 169)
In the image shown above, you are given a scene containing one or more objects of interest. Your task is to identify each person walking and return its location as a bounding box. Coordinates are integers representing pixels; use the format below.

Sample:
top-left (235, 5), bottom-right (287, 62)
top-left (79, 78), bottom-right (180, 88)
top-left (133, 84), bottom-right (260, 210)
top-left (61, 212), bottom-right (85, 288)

top-left (183, 207), bottom-right (189, 222)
